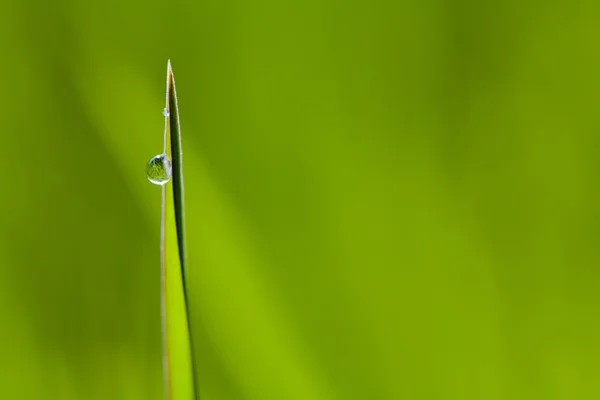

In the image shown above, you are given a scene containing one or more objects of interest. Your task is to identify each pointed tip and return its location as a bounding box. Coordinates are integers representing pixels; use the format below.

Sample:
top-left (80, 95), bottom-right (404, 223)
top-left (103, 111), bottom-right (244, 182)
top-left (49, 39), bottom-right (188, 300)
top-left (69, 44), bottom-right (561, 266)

top-left (167, 59), bottom-right (172, 72)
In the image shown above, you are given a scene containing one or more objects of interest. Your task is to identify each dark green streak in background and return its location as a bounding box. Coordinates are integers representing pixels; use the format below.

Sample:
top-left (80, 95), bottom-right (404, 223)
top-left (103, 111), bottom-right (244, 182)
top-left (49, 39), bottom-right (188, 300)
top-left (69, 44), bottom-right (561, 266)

top-left (1, 1), bottom-right (600, 399)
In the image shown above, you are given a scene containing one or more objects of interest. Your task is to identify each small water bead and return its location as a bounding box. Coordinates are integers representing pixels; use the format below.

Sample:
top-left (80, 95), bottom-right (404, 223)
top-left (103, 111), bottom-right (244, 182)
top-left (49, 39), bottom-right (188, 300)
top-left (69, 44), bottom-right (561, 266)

top-left (163, 108), bottom-right (170, 117)
top-left (146, 154), bottom-right (172, 185)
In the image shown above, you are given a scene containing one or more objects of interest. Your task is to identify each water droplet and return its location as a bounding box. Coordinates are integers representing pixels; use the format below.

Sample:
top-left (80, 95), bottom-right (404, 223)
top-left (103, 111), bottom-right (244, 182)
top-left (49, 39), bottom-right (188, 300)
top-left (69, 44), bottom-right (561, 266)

top-left (146, 153), bottom-right (172, 185)
top-left (163, 108), bottom-right (170, 117)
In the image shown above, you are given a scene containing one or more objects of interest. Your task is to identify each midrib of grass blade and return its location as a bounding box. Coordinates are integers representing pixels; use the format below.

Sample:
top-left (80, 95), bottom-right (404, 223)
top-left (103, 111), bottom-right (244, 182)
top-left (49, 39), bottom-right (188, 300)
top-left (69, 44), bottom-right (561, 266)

top-left (161, 60), bottom-right (199, 400)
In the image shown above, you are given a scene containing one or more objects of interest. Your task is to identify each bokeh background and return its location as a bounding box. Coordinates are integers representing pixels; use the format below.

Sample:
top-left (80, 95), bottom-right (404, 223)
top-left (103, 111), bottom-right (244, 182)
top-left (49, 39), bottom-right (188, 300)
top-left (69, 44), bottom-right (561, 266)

top-left (2, 1), bottom-right (600, 399)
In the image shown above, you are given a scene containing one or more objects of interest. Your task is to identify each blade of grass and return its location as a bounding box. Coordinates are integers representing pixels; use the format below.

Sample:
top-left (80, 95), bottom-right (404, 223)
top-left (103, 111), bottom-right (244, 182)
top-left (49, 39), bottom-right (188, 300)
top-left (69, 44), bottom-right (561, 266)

top-left (161, 60), bottom-right (199, 400)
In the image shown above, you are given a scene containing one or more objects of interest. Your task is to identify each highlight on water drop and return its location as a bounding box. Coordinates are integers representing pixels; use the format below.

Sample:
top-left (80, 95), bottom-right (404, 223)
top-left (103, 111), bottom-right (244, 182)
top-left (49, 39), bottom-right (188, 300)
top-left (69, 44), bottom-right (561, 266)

top-left (163, 108), bottom-right (170, 117)
top-left (146, 153), bottom-right (172, 185)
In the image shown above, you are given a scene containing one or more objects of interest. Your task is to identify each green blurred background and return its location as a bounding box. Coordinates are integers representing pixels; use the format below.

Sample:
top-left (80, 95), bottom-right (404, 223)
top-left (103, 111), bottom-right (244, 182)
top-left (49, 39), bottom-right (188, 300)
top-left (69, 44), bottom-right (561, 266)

top-left (2, 0), bottom-right (600, 399)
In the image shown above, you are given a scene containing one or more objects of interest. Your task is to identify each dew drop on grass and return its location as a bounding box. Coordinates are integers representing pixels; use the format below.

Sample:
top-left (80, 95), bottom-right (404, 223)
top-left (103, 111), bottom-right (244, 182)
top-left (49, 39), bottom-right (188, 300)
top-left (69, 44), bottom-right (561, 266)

top-left (163, 108), bottom-right (170, 117)
top-left (146, 153), bottom-right (172, 185)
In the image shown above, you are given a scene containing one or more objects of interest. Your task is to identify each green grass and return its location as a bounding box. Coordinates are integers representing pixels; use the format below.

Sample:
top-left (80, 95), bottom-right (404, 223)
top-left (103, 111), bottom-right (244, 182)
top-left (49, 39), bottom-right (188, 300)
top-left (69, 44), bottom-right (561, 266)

top-left (161, 61), bottom-right (198, 400)
top-left (3, 2), bottom-right (600, 399)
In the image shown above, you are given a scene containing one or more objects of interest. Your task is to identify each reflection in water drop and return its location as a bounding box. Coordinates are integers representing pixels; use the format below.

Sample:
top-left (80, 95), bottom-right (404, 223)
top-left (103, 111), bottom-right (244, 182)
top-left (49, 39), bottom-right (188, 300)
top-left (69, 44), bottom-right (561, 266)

top-left (146, 153), bottom-right (172, 185)
top-left (163, 108), bottom-right (170, 117)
